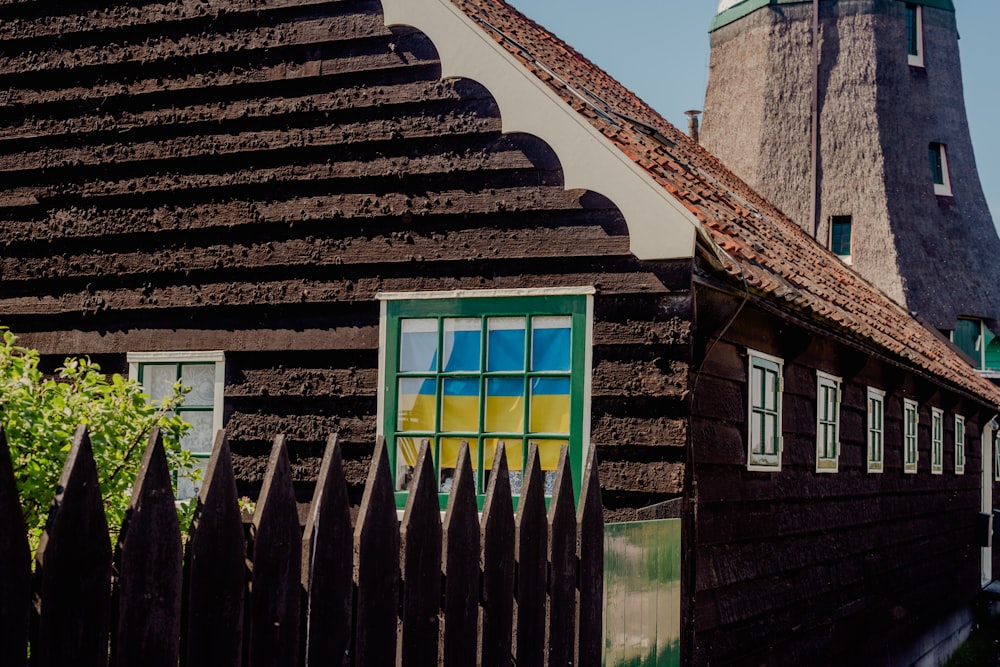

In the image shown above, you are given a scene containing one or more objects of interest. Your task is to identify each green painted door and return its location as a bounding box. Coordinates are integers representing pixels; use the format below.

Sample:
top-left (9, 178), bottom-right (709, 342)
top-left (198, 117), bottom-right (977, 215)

top-left (603, 519), bottom-right (681, 667)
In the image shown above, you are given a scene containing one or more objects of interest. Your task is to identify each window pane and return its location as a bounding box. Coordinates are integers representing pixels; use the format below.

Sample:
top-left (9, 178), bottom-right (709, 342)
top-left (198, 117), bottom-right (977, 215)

top-left (531, 316), bottom-right (571, 371)
top-left (397, 378), bottom-right (436, 432)
top-left (487, 318), bottom-right (525, 371)
top-left (929, 144), bottom-right (944, 185)
top-left (443, 319), bottom-right (480, 372)
top-left (440, 378), bottom-right (480, 432)
top-left (529, 377), bottom-right (570, 434)
top-left (764, 369), bottom-right (776, 411)
top-left (485, 378), bottom-right (524, 433)
top-left (831, 216), bottom-right (852, 257)
top-left (751, 366), bottom-right (763, 409)
top-left (177, 457), bottom-right (208, 501)
top-left (181, 364), bottom-right (215, 406)
top-left (532, 439), bottom-right (567, 495)
top-left (439, 437), bottom-right (476, 493)
top-left (143, 364), bottom-right (177, 403)
top-left (180, 411), bottom-right (215, 454)
top-left (485, 438), bottom-right (523, 493)
top-left (395, 437), bottom-right (428, 491)
top-left (400, 319), bottom-right (438, 372)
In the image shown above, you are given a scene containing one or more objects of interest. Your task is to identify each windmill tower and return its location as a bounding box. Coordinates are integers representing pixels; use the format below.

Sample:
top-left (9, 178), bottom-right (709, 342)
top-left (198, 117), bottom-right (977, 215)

top-left (702, 0), bottom-right (1000, 366)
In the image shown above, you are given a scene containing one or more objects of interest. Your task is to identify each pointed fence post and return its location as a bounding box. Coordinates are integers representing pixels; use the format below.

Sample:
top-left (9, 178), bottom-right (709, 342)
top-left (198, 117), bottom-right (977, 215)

top-left (442, 442), bottom-right (479, 667)
top-left (183, 431), bottom-right (246, 667)
top-left (480, 443), bottom-right (515, 667)
top-left (33, 425), bottom-right (112, 667)
top-left (113, 428), bottom-right (182, 667)
top-left (399, 440), bottom-right (441, 666)
top-left (547, 445), bottom-right (576, 667)
top-left (353, 436), bottom-right (399, 666)
top-left (0, 429), bottom-right (30, 667)
top-left (516, 444), bottom-right (547, 667)
top-left (576, 446), bottom-right (603, 667)
top-left (248, 435), bottom-right (301, 667)
top-left (301, 434), bottom-right (352, 667)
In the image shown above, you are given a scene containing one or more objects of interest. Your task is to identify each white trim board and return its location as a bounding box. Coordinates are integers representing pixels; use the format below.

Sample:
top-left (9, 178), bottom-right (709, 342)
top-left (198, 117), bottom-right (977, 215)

top-left (380, 0), bottom-right (702, 261)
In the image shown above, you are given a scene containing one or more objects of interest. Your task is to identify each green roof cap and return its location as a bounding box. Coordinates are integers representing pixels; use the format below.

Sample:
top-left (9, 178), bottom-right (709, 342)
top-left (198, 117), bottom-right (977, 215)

top-left (710, 0), bottom-right (955, 33)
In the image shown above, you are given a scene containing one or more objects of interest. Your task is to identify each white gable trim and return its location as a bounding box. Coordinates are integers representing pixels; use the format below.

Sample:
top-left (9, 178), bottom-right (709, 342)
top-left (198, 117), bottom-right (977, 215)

top-left (380, 0), bottom-right (703, 261)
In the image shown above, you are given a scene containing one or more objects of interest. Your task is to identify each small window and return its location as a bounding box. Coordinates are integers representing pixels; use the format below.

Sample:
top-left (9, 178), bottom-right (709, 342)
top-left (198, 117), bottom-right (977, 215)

top-left (379, 289), bottom-right (592, 510)
top-left (906, 3), bottom-right (924, 67)
top-left (931, 407), bottom-right (944, 474)
top-left (830, 216), bottom-right (852, 264)
top-left (128, 351), bottom-right (226, 500)
top-left (952, 318), bottom-right (984, 369)
top-left (903, 399), bottom-right (919, 474)
top-left (747, 350), bottom-right (783, 471)
top-left (816, 371), bottom-right (841, 472)
top-left (867, 388), bottom-right (885, 473)
top-left (929, 143), bottom-right (952, 196)
top-left (955, 414), bottom-right (966, 475)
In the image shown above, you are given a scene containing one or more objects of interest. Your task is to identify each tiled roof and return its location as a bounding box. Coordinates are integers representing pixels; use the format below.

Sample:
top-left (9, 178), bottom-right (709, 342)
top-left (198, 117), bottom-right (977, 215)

top-left (450, 0), bottom-right (1000, 407)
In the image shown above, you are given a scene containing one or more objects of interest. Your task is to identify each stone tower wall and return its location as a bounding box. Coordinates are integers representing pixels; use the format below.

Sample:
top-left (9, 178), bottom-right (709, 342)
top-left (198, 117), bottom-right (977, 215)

top-left (703, 0), bottom-right (1000, 329)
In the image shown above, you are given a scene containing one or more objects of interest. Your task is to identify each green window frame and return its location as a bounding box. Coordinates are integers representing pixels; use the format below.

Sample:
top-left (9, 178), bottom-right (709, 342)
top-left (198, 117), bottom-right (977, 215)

top-left (128, 351), bottom-right (225, 500)
top-left (931, 407), bottom-right (944, 474)
top-left (929, 143), bottom-right (952, 195)
top-left (905, 3), bottom-right (923, 64)
top-left (816, 371), bottom-right (841, 473)
top-left (379, 289), bottom-right (592, 511)
top-left (867, 387), bottom-right (885, 473)
top-left (904, 399), bottom-right (919, 473)
top-left (955, 414), bottom-right (966, 474)
top-left (830, 216), bottom-right (852, 262)
top-left (747, 350), bottom-right (783, 471)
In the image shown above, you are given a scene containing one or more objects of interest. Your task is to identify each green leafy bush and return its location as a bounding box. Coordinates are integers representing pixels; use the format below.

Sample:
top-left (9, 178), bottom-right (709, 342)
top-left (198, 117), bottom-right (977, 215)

top-left (0, 330), bottom-right (197, 548)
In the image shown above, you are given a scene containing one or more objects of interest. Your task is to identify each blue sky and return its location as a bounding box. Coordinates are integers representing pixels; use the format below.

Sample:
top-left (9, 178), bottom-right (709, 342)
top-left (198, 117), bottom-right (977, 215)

top-left (505, 0), bottom-right (1000, 228)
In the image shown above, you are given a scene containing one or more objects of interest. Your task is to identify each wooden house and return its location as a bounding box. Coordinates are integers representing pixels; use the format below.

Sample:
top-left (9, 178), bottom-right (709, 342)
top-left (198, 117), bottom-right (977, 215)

top-left (1, 0), bottom-right (998, 663)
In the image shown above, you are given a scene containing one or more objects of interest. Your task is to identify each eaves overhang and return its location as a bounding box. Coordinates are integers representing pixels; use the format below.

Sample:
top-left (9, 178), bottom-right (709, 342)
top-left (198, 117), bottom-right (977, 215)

top-left (380, 0), bottom-right (704, 262)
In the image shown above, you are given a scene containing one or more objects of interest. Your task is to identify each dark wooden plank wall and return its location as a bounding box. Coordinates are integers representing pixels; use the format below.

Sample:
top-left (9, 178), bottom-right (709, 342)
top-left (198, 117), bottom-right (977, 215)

top-left (0, 0), bottom-right (692, 514)
top-left (691, 293), bottom-right (986, 666)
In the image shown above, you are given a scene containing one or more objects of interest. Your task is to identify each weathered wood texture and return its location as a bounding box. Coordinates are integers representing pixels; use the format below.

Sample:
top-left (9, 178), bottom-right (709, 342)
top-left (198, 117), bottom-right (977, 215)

top-left (0, 426), bottom-right (603, 665)
top-left (0, 0), bottom-right (692, 514)
top-left (690, 296), bottom-right (989, 666)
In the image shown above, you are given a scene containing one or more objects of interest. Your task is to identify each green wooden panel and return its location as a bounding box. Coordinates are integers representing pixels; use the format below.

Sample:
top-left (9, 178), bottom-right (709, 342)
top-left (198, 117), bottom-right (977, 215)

top-left (603, 519), bottom-right (681, 667)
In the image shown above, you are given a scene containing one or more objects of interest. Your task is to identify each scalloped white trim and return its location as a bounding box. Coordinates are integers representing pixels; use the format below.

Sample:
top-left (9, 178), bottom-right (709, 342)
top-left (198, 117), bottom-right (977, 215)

top-left (380, 0), bottom-right (701, 261)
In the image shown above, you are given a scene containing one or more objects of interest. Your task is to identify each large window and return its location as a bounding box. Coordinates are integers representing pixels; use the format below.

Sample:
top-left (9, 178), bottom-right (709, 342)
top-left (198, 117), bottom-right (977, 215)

top-left (816, 371), bottom-right (841, 472)
top-left (747, 350), bottom-right (783, 471)
top-left (929, 143), bottom-right (952, 196)
top-left (378, 289), bottom-right (593, 510)
top-left (128, 351), bottom-right (225, 500)
top-left (931, 407), bottom-right (944, 474)
top-left (906, 3), bottom-right (924, 67)
top-left (904, 399), bottom-right (919, 474)
top-left (867, 387), bottom-right (885, 473)
top-left (955, 414), bottom-right (966, 475)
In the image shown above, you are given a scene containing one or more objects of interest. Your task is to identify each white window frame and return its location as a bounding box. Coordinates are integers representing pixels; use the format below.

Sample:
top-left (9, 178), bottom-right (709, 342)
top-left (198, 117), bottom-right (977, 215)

top-left (931, 407), bottom-right (944, 474)
top-left (930, 143), bottom-right (952, 197)
top-left (867, 387), bottom-right (885, 473)
top-left (816, 371), bottom-right (841, 473)
top-left (747, 350), bottom-right (783, 472)
top-left (955, 414), bottom-right (966, 475)
top-left (994, 425), bottom-right (1000, 482)
top-left (906, 3), bottom-right (924, 67)
top-left (128, 350), bottom-right (226, 498)
top-left (903, 398), bottom-right (919, 474)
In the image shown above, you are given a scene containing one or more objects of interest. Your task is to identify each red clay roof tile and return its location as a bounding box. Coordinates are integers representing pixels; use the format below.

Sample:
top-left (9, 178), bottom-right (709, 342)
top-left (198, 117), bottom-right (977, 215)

top-left (451, 0), bottom-right (1000, 407)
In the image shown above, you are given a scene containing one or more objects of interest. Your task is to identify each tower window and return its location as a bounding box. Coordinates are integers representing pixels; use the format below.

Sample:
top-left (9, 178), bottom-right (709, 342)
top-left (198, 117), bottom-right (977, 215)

top-left (952, 317), bottom-right (985, 368)
top-left (830, 215), bottom-right (852, 263)
top-left (928, 143), bottom-right (952, 196)
top-left (906, 3), bottom-right (924, 67)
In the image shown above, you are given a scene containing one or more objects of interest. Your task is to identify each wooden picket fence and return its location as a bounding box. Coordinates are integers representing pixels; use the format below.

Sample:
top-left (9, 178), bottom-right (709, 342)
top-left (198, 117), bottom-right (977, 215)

top-left (0, 425), bottom-right (603, 667)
